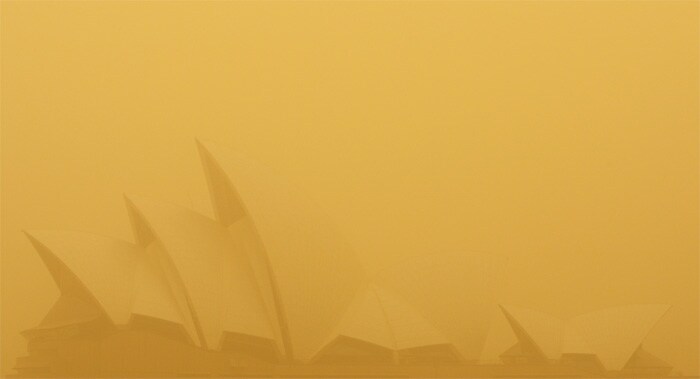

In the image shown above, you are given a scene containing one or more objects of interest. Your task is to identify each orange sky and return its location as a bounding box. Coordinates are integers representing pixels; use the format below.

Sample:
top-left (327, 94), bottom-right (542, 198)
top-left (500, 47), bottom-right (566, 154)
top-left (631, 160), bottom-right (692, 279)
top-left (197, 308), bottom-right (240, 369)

top-left (2, 1), bottom-right (698, 375)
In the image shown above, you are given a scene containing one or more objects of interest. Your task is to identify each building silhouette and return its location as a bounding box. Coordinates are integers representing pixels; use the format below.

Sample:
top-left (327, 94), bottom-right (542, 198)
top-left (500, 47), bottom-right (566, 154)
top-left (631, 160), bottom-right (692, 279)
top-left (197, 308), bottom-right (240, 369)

top-left (14, 142), bottom-right (672, 377)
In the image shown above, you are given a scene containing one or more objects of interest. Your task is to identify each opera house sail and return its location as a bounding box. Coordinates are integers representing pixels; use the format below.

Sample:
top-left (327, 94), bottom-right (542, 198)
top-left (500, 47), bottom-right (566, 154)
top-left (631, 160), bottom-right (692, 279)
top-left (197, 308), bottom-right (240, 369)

top-left (13, 142), bottom-right (674, 378)
top-left (493, 305), bottom-right (673, 376)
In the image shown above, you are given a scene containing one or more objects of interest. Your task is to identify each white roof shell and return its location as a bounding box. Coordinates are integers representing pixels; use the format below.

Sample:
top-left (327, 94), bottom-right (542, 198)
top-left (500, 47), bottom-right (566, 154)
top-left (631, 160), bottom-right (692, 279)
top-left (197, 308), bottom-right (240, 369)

top-left (497, 304), bottom-right (670, 370)
top-left (197, 141), bottom-right (367, 361)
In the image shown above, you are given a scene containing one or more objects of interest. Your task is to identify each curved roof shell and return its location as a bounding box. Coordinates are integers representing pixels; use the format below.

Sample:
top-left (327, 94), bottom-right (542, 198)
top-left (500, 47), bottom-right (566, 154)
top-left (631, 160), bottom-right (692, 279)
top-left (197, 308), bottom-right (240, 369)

top-left (124, 196), bottom-right (279, 354)
top-left (24, 230), bottom-right (193, 341)
top-left (376, 252), bottom-right (505, 360)
top-left (499, 304), bottom-right (567, 360)
top-left (497, 304), bottom-right (669, 370)
top-left (324, 284), bottom-right (453, 352)
top-left (25, 231), bottom-right (139, 325)
top-left (568, 304), bottom-right (669, 370)
top-left (197, 141), bottom-right (367, 361)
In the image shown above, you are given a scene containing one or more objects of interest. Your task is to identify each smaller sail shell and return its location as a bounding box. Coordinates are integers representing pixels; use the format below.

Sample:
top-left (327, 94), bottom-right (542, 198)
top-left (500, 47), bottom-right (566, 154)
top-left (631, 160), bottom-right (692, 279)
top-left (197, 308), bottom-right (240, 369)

top-left (24, 231), bottom-right (139, 325)
top-left (497, 304), bottom-right (670, 371)
top-left (124, 196), bottom-right (279, 354)
top-left (499, 305), bottom-right (566, 360)
top-left (24, 230), bottom-right (195, 343)
top-left (568, 304), bottom-right (670, 371)
top-left (377, 251), bottom-right (505, 360)
top-left (314, 284), bottom-right (457, 363)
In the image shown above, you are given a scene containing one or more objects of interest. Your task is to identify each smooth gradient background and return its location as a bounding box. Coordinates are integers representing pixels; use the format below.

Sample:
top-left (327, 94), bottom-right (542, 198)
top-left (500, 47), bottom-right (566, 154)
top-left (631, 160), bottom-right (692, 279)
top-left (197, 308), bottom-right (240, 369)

top-left (1, 1), bottom-right (698, 376)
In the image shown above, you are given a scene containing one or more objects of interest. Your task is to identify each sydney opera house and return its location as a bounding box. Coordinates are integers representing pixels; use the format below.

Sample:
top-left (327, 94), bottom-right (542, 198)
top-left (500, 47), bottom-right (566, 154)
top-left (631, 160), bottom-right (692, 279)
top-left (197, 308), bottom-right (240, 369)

top-left (14, 142), bottom-right (674, 377)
